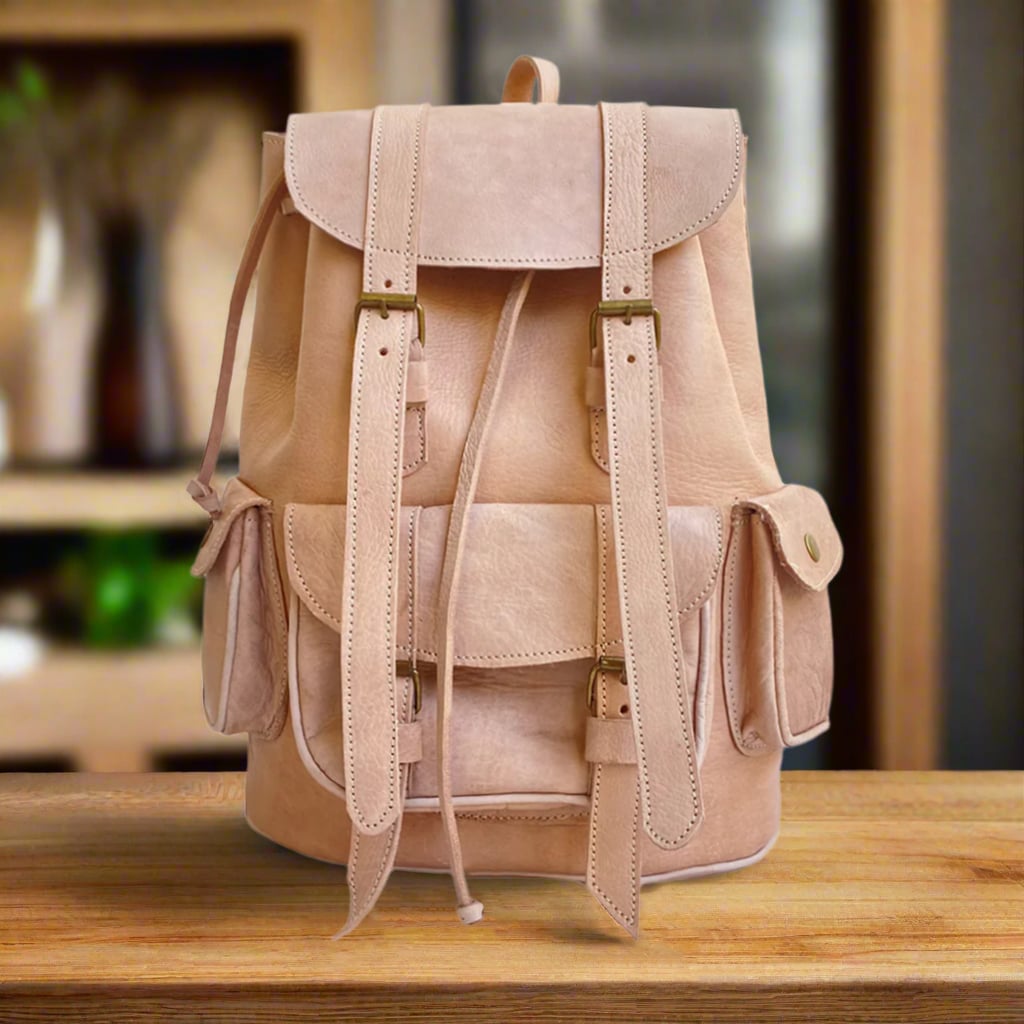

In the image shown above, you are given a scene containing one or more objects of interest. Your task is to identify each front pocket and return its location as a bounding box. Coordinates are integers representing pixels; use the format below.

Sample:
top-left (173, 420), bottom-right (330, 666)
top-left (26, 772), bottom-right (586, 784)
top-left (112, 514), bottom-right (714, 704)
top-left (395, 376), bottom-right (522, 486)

top-left (191, 478), bottom-right (287, 738)
top-left (283, 502), bottom-right (724, 807)
top-left (722, 484), bottom-right (842, 754)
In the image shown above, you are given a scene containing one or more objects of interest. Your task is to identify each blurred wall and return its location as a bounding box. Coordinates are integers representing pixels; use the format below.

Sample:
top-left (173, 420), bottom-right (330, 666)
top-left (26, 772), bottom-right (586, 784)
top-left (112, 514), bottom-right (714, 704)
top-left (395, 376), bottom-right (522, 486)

top-left (943, 0), bottom-right (1023, 768)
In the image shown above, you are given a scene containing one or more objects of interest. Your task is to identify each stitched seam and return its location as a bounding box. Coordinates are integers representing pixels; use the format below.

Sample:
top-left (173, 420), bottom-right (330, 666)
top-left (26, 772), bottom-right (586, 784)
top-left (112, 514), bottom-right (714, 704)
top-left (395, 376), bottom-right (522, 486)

top-left (590, 408), bottom-right (610, 473)
top-left (602, 104), bottom-right (614, 300)
top-left (285, 507), bottom-right (341, 627)
top-left (255, 509), bottom-right (290, 740)
top-left (349, 830), bottom-right (361, 903)
top-left (406, 507), bottom-right (416, 661)
top-left (642, 104), bottom-right (651, 294)
top-left (678, 509), bottom-right (724, 615)
top-left (403, 108), bottom-right (423, 289)
top-left (401, 405), bottom-right (427, 473)
top-left (364, 111), bottom-right (383, 291)
top-left (286, 111), bottom-right (742, 263)
top-left (457, 812), bottom-right (586, 823)
top-left (410, 643), bottom-right (605, 661)
top-left (723, 514), bottom-right (766, 752)
top-left (597, 506), bottom-right (609, 656)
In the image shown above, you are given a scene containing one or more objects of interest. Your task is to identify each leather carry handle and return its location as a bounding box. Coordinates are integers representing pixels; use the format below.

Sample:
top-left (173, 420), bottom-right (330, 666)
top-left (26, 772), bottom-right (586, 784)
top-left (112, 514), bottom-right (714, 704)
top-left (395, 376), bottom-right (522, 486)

top-left (187, 171), bottom-right (288, 516)
top-left (501, 55), bottom-right (560, 104)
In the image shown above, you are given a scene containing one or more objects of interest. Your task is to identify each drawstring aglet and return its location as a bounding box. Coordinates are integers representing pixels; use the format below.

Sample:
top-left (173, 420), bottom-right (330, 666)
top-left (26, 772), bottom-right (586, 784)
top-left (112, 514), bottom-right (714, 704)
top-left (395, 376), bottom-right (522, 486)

top-left (456, 900), bottom-right (484, 925)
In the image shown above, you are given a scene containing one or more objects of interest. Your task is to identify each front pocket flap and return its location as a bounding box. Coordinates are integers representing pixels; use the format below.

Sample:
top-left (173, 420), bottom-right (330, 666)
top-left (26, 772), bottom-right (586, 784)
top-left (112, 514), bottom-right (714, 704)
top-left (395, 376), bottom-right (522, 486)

top-left (284, 502), bottom-right (723, 667)
top-left (735, 484), bottom-right (842, 591)
top-left (191, 478), bottom-right (271, 578)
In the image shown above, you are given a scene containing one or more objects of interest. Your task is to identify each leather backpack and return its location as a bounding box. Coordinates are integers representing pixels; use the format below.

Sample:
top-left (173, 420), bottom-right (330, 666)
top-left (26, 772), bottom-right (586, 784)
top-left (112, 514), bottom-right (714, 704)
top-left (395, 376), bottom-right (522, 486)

top-left (188, 55), bottom-right (842, 937)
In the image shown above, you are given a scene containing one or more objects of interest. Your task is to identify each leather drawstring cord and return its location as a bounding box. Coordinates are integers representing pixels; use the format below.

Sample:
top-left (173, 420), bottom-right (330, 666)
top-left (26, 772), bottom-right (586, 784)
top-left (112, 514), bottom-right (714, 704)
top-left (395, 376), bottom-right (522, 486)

top-left (432, 269), bottom-right (536, 923)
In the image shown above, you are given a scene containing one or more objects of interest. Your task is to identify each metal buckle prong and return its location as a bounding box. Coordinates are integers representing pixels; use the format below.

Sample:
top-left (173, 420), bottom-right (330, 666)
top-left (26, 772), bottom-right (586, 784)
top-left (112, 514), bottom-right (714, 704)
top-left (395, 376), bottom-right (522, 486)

top-left (395, 660), bottom-right (422, 715)
top-left (587, 655), bottom-right (626, 712)
top-left (355, 292), bottom-right (426, 345)
top-left (589, 299), bottom-right (661, 350)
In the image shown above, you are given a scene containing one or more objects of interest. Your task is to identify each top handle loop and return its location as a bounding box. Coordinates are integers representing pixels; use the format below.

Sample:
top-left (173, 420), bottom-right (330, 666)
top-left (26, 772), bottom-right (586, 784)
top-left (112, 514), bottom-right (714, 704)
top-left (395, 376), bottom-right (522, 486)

top-left (501, 55), bottom-right (560, 104)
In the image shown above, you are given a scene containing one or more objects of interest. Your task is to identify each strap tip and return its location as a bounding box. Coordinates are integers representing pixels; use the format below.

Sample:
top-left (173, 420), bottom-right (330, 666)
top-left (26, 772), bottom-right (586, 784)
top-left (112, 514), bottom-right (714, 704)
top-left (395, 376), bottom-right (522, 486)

top-left (186, 478), bottom-right (222, 517)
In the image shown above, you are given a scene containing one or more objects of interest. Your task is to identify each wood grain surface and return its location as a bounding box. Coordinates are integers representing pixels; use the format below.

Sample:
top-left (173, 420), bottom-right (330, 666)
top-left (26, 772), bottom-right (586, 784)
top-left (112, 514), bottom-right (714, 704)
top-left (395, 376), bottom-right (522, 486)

top-left (0, 771), bottom-right (1021, 1022)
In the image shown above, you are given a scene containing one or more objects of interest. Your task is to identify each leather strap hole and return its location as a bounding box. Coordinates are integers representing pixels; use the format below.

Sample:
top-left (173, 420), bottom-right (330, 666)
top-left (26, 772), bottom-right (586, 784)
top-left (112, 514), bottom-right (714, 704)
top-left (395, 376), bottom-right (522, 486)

top-left (379, 347), bottom-right (389, 356)
top-left (623, 284), bottom-right (632, 294)
top-left (626, 354), bottom-right (636, 364)
top-left (384, 278), bottom-right (393, 288)
top-left (619, 704), bottom-right (629, 716)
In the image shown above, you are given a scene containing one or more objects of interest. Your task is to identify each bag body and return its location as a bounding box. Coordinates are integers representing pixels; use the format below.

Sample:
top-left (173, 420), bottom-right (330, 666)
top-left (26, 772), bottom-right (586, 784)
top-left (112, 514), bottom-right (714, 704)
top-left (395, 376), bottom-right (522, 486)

top-left (190, 56), bottom-right (841, 936)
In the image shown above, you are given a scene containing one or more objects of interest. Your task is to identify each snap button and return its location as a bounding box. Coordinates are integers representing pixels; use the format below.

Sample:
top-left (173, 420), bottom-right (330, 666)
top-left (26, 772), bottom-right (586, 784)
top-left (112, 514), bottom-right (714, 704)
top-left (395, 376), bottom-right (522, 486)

top-left (804, 532), bottom-right (821, 562)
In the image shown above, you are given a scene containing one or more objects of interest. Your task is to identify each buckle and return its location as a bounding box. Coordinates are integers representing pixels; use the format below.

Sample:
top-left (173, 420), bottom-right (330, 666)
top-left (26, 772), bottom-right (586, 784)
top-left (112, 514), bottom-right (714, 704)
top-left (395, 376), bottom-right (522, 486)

top-left (589, 299), bottom-right (661, 350)
top-left (355, 292), bottom-right (426, 345)
top-left (395, 660), bottom-right (422, 715)
top-left (587, 655), bottom-right (626, 712)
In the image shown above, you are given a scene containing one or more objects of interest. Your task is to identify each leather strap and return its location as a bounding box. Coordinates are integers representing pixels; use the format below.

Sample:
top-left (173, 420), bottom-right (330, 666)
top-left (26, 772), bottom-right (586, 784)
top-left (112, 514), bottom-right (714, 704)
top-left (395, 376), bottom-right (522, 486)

top-left (339, 104), bottom-right (428, 839)
top-left (595, 102), bottom-right (703, 850)
top-left (434, 269), bottom-right (536, 924)
top-left (332, 106), bottom-right (428, 937)
top-left (501, 55), bottom-right (560, 104)
top-left (335, 676), bottom-right (417, 937)
top-left (586, 504), bottom-right (643, 936)
top-left (187, 172), bottom-right (289, 515)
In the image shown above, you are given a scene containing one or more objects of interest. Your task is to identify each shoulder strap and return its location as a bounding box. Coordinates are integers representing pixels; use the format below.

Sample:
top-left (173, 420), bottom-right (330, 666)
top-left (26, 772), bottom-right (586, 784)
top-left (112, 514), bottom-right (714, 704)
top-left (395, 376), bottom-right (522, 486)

top-left (335, 104), bottom-right (429, 935)
top-left (587, 101), bottom-right (704, 932)
top-left (187, 172), bottom-right (288, 515)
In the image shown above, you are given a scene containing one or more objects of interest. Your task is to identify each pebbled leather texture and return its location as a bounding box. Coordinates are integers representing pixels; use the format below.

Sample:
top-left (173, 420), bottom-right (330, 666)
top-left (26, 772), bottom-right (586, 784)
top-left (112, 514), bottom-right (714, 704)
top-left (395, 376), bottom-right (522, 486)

top-left (191, 55), bottom-right (842, 937)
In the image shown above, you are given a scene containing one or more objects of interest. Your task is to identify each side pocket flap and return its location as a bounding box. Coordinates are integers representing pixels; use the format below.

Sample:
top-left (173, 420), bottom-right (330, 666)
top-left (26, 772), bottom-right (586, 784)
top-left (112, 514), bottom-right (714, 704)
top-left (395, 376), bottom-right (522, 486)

top-left (191, 478), bottom-right (271, 578)
top-left (735, 484), bottom-right (842, 591)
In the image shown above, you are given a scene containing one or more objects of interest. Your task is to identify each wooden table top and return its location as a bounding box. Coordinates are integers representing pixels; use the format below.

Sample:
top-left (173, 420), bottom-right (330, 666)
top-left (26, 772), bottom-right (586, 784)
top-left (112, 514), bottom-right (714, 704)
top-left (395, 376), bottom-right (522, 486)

top-left (0, 771), bottom-right (1021, 1023)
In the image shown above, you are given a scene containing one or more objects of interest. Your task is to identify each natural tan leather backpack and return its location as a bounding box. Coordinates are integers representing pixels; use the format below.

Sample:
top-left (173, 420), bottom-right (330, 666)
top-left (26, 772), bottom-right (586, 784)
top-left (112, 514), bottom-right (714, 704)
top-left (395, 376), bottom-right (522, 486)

top-left (188, 55), bottom-right (842, 937)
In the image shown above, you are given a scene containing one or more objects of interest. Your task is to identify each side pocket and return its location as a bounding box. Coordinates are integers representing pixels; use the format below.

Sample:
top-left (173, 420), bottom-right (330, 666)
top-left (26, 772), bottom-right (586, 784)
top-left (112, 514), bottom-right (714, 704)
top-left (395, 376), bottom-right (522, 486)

top-left (191, 478), bottom-right (287, 738)
top-left (722, 484), bottom-right (842, 755)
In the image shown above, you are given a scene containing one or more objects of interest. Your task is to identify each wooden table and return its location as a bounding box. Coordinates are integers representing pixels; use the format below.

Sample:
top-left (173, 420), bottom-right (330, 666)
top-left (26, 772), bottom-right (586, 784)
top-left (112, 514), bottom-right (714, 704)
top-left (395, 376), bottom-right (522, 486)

top-left (0, 772), bottom-right (1021, 1022)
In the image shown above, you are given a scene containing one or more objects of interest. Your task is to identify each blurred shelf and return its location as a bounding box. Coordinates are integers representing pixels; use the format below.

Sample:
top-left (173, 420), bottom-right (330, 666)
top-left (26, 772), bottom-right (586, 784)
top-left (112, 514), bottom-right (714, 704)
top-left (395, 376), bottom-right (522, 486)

top-left (0, 646), bottom-right (242, 772)
top-left (0, 1), bottom-right (333, 39)
top-left (0, 471), bottom-right (208, 530)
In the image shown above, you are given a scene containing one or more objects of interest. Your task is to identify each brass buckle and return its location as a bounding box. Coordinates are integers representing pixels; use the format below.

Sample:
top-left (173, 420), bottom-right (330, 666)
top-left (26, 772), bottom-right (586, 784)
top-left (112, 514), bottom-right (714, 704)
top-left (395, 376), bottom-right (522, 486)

top-left (355, 292), bottom-right (426, 345)
top-left (395, 660), bottom-right (422, 715)
top-left (589, 299), bottom-right (661, 350)
top-left (587, 655), bottom-right (626, 712)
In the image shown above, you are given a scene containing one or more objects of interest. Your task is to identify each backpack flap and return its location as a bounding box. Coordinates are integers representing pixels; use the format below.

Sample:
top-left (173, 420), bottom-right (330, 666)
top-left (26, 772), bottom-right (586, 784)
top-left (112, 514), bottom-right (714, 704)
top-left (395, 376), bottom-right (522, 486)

top-left (281, 103), bottom-right (743, 270)
top-left (282, 501), bottom-right (723, 808)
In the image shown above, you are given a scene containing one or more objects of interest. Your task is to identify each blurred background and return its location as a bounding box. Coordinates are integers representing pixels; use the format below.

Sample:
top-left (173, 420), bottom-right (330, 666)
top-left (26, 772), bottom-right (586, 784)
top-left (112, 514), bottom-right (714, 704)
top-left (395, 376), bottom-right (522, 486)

top-left (0, 0), bottom-right (1019, 774)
